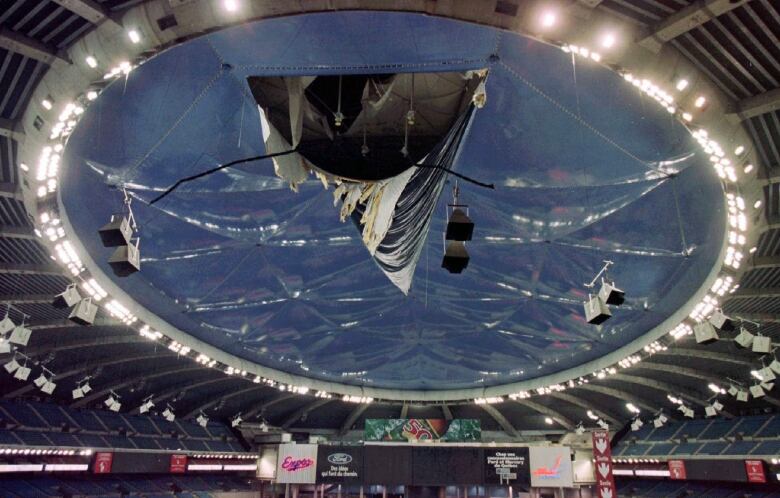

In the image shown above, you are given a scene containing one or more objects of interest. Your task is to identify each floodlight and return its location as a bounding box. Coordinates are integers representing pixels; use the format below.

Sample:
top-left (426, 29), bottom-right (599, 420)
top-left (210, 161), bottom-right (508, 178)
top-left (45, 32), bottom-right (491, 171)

top-left (694, 321), bottom-right (719, 344)
top-left (34, 374), bottom-right (48, 388)
top-left (753, 335), bottom-right (771, 354)
top-left (540, 11), bottom-right (557, 28)
top-left (196, 414), bottom-right (208, 428)
top-left (14, 365), bottom-right (31, 381)
top-left (750, 384), bottom-right (765, 399)
top-left (705, 406), bottom-right (717, 417)
top-left (69, 298), bottom-right (97, 326)
top-left (630, 419), bottom-right (643, 431)
top-left (683, 407), bottom-right (695, 418)
top-left (71, 387), bottom-right (84, 399)
top-left (163, 407), bottom-right (175, 422)
top-left (442, 241), bottom-right (469, 274)
top-left (601, 33), bottom-right (616, 49)
top-left (584, 295), bottom-right (611, 325)
top-left (80, 382), bottom-right (91, 394)
top-left (127, 29), bottom-right (141, 44)
top-left (676, 79), bottom-right (689, 91)
top-left (8, 325), bottom-right (31, 346)
top-left (0, 316), bottom-right (15, 334)
top-left (734, 327), bottom-right (754, 349)
top-left (445, 208), bottom-right (474, 241)
top-left (109, 400), bottom-right (121, 412)
top-left (708, 310), bottom-right (734, 332)
top-left (4, 358), bottom-right (20, 373)
top-left (52, 285), bottom-right (81, 309)
top-left (736, 389), bottom-right (749, 402)
top-left (231, 415), bottom-right (243, 428)
top-left (85, 56), bottom-right (97, 68)
top-left (104, 395), bottom-right (116, 408)
top-left (223, 0), bottom-right (238, 12)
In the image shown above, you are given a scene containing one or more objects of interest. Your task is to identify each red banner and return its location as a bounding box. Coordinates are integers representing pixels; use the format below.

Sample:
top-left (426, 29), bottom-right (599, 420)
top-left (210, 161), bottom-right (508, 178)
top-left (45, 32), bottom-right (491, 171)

top-left (93, 452), bottom-right (113, 474)
top-left (668, 460), bottom-right (687, 480)
top-left (745, 460), bottom-right (766, 483)
top-left (170, 454), bottom-right (187, 473)
top-left (592, 430), bottom-right (616, 498)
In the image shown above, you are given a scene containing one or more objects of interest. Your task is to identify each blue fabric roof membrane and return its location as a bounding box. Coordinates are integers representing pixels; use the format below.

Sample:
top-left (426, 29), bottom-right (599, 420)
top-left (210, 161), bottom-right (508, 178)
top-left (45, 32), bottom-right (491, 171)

top-left (60, 12), bottom-right (725, 391)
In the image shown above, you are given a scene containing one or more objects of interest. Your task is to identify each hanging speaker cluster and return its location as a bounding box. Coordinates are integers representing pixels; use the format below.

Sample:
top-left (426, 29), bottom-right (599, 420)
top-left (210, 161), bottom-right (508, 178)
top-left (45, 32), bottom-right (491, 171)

top-left (98, 189), bottom-right (140, 277)
top-left (442, 185), bottom-right (474, 274)
top-left (583, 261), bottom-right (625, 325)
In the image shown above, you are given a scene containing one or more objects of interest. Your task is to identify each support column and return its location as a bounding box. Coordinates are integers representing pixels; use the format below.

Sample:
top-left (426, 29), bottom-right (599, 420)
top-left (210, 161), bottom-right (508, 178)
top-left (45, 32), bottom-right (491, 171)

top-left (382, 485), bottom-right (387, 498)
top-left (360, 486), bottom-right (364, 498)
top-left (293, 484), bottom-right (299, 498)
top-left (285, 483), bottom-right (290, 498)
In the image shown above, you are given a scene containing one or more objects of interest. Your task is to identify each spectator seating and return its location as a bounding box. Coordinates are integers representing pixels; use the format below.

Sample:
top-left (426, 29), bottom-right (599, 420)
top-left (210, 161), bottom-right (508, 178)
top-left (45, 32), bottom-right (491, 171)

top-left (0, 475), bottom-right (254, 497)
top-left (0, 400), bottom-right (246, 453)
top-left (614, 414), bottom-right (780, 458)
top-left (617, 478), bottom-right (780, 498)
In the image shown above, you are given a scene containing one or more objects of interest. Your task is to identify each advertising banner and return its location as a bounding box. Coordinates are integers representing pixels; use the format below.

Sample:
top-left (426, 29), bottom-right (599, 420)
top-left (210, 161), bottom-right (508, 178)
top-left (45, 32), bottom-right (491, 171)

top-left (745, 460), bottom-right (766, 483)
top-left (484, 447), bottom-right (530, 487)
top-left (93, 452), bottom-right (113, 474)
top-left (316, 446), bottom-right (363, 484)
top-left (364, 419), bottom-right (480, 441)
top-left (529, 446), bottom-right (573, 488)
top-left (170, 454), bottom-right (187, 473)
top-left (276, 444), bottom-right (317, 484)
top-left (591, 431), bottom-right (616, 498)
top-left (258, 446), bottom-right (278, 479)
top-left (668, 460), bottom-right (686, 480)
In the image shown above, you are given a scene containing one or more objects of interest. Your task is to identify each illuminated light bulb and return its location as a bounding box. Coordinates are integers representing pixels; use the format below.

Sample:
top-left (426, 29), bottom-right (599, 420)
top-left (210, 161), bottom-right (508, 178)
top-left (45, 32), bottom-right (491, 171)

top-left (42, 99), bottom-right (52, 110)
top-left (682, 112), bottom-right (692, 122)
top-left (734, 145), bottom-right (744, 155)
top-left (540, 11), bottom-right (557, 28)
top-left (127, 29), bottom-right (141, 44)
top-left (87, 91), bottom-right (98, 100)
top-left (694, 96), bottom-right (706, 108)
top-left (85, 56), bottom-right (97, 68)
top-left (744, 164), bottom-right (753, 174)
top-left (590, 52), bottom-right (602, 62)
top-left (601, 33), bottom-right (616, 49)
top-left (676, 79), bottom-right (689, 91)
top-left (223, 0), bottom-right (238, 11)
top-left (755, 200), bottom-right (762, 209)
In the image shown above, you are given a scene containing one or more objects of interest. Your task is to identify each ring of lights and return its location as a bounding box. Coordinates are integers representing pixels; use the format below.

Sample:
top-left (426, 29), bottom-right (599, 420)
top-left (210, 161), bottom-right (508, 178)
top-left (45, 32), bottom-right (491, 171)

top-left (19, 1), bottom-right (754, 404)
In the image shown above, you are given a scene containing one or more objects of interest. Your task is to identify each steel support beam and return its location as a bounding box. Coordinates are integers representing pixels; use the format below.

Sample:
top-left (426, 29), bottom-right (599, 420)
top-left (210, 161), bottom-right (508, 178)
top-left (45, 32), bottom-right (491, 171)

top-left (441, 404), bottom-right (453, 421)
top-left (0, 118), bottom-right (24, 143)
top-left (51, 0), bottom-right (121, 28)
top-left (0, 227), bottom-right (37, 239)
top-left (517, 400), bottom-right (575, 430)
top-left (149, 376), bottom-right (241, 416)
top-left (638, 0), bottom-right (750, 53)
top-left (71, 365), bottom-right (204, 408)
top-left (400, 404), bottom-right (409, 418)
top-left (0, 294), bottom-right (53, 305)
top-left (183, 384), bottom-right (266, 420)
top-left (479, 404), bottom-right (519, 438)
top-left (243, 393), bottom-right (299, 420)
top-left (654, 348), bottom-right (753, 367)
top-left (730, 287), bottom-right (780, 299)
top-left (611, 373), bottom-right (733, 417)
top-left (547, 392), bottom-right (621, 427)
top-left (281, 398), bottom-right (335, 429)
top-left (0, 28), bottom-right (70, 65)
top-left (726, 88), bottom-right (780, 122)
top-left (745, 255), bottom-right (780, 270)
top-left (0, 262), bottom-right (67, 277)
top-left (339, 404), bottom-right (370, 435)
top-left (26, 317), bottom-right (119, 330)
top-left (574, 384), bottom-right (657, 414)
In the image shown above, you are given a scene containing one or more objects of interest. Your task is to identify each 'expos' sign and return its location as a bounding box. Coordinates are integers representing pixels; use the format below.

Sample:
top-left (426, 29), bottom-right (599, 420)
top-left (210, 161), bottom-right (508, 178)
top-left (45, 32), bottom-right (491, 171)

top-left (276, 444), bottom-right (318, 484)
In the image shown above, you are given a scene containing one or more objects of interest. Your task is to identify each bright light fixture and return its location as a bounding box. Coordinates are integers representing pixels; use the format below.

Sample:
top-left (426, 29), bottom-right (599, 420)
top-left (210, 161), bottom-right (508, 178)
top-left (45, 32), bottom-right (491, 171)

top-left (223, 0), bottom-right (238, 11)
top-left (694, 96), bottom-right (706, 108)
top-left (676, 79), bottom-right (689, 91)
top-left (734, 145), bottom-right (745, 155)
top-left (85, 56), bottom-right (98, 68)
top-left (127, 29), bottom-right (141, 44)
top-left (682, 112), bottom-right (692, 122)
top-left (544, 417), bottom-right (553, 425)
top-left (41, 99), bottom-right (52, 110)
top-left (540, 11), bottom-right (557, 28)
top-left (601, 32), bottom-right (616, 49)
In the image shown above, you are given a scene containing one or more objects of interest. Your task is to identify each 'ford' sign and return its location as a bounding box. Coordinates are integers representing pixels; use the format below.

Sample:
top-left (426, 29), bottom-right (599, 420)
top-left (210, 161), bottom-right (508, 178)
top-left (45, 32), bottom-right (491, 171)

top-left (327, 453), bottom-right (353, 465)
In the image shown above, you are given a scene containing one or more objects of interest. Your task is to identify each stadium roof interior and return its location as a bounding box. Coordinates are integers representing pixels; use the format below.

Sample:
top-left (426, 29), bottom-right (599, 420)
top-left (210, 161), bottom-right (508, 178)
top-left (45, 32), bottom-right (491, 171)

top-left (0, 0), bottom-right (779, 441)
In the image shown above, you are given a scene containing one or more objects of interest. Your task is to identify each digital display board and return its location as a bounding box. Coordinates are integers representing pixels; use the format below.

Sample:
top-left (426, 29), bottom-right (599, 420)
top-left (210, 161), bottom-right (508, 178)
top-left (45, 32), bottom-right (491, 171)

top-left (411, 447), bottom-right (483, 485)
top-left (316, 446), bottom-right (364, 484)
top-left (529, 446), bottom-right (573, 488)
top-left (364, 446), bottom-right (412, 484)
top-left (683, 459), bottom-right (748, 483)
top-left (110, 452), bottom-right (170, 474)
top-left (484, 447), bottom-right (530, 487)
